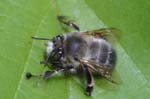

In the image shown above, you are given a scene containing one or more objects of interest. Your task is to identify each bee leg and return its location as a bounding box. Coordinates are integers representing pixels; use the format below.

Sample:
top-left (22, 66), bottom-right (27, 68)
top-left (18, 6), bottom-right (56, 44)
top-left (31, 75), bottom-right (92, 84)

top-left (43, 68), bottom-right (65, 79)
top-left (43, 65), bottom-right (74, 79)
top-left (26, 68), bottom-right (65, 80)
top-left (84, 66), bottom-right (95, 96)
top-left (26, 72), bottom-right (34, 79)
top-left (57, 16), bottom-right (80, 31)
top-left (39, 57), bottom-right (50, 66)
top-left (103, 73), bottom-right (118, 84)
top-left (26, 72), bottom-right (43, 79)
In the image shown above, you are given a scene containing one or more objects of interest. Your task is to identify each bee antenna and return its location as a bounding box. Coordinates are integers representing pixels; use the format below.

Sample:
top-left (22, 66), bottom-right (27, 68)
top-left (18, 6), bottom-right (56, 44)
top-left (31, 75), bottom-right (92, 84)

top-left (31, 36), bottom-right (52, 40)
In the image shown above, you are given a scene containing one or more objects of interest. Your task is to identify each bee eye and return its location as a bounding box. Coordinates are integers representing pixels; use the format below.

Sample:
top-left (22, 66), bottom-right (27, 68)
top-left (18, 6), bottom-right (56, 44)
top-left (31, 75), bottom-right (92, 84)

top-left (56, 35), bottom-right (64, 41)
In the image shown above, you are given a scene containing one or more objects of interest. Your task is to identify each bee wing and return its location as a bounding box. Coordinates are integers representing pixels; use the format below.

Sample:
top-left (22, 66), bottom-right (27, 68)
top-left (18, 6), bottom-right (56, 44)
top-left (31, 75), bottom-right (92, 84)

top-left (82, 28), bottom-right (121, 41)
top-left (80, 58), bottom-right (117, 84)
top-left (80, 59), bottom-right (112, 75)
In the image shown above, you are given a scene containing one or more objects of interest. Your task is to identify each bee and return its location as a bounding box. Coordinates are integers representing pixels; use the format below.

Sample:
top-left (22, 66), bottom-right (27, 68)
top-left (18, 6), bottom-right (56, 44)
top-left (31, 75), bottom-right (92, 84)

top-left (26, 16), bottom-right (117, 96)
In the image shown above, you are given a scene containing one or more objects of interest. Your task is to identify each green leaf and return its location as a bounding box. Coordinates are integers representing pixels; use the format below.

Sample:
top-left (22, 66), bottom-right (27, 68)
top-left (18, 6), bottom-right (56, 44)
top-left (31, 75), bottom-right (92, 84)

top-left (0, 0), bottom-right (149, 99)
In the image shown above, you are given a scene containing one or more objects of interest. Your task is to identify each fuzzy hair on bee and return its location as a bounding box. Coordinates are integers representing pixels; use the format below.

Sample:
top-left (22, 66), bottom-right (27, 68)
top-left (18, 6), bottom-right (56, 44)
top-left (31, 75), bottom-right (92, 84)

top-left (26, 16), bottom-right (117, 96)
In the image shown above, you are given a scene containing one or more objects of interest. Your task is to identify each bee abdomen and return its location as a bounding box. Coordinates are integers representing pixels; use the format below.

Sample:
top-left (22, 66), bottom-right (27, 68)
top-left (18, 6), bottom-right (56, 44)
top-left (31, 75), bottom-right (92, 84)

top-left (90, 39), bottom-right (116, 68)
top-left (104, 48), bottom-right (116, 67)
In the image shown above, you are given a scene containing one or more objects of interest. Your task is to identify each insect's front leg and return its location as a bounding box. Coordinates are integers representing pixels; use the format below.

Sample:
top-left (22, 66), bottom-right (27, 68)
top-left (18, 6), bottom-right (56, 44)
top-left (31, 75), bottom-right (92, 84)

top-left (26, 65), bottom-right (74, 80)
top-left (26, 68), bottom-right (65, 80)
top-left (57, 16), bottom-right (80, 31)
top-left (43, 68), bottom-right (65, 79)
top-left (84, 64), bottom-right (95, 96)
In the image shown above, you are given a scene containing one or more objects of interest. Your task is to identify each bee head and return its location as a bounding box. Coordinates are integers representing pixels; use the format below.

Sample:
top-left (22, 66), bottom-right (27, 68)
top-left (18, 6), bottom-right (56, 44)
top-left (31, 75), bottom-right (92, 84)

top-left (46, 35), bottom-right (64, 55)
top-left (44, 35), bottom-right (65, 66)
top-left (52, 35), bottom-right (64, 47)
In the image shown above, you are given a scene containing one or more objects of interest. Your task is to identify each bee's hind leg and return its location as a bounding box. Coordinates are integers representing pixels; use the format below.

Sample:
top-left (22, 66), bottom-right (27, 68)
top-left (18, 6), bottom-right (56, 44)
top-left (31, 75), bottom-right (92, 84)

top-left (57, 16), bottom-right (80, 31)
top-left (84, 64), bottom-right (95, 96)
